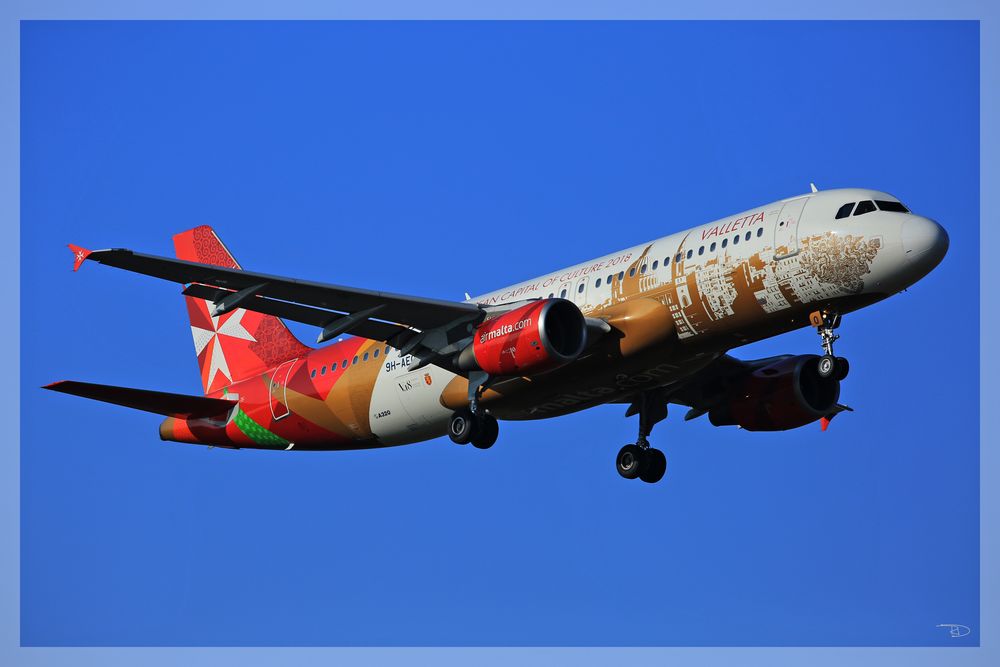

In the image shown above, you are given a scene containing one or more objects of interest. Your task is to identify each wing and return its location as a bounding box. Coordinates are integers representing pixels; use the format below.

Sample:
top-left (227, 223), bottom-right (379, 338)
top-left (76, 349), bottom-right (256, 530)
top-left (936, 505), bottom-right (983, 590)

top-left (655, 354), bottom-right (850, 428)
top-left (665, 354), bottom-right (788, 419)
top-left (73, 247), bottom-right (482, 345)
top-left (44, 380), bottom-right (236, 419)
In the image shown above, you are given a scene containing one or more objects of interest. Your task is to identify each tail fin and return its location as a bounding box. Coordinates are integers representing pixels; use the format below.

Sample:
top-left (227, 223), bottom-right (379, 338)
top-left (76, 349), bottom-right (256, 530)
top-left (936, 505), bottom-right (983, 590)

top-left (173, 226), bottom-right (311, 395)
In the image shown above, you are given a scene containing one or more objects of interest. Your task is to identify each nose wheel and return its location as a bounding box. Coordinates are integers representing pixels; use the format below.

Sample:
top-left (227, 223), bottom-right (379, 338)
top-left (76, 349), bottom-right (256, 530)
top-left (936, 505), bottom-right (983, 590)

top-left (810, 310), bottom-right (850, 380)
top-left (617, 391), bottom-right (668, 484)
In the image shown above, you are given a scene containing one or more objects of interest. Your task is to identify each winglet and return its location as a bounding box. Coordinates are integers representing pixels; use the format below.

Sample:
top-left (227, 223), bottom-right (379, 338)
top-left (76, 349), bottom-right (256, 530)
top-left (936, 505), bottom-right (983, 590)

top-left (821, 403), bottom-right (854, 431)
top-left (68, 244), bottom-right (92, 272)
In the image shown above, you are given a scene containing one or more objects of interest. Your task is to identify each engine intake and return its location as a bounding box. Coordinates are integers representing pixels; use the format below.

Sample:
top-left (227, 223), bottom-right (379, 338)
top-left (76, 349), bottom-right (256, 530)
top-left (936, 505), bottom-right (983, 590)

top-left (709, 355), bottom-right (840, 431)
top-left (458, 299), bottom-right (586, 376)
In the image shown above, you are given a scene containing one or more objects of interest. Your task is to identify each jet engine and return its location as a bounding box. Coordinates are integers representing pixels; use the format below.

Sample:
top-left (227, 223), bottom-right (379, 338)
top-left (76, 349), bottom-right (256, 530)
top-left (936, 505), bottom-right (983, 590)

top-left (457, 298), bottom-right (587, 376)
top-left (708, 355), bottom-right (840, 431)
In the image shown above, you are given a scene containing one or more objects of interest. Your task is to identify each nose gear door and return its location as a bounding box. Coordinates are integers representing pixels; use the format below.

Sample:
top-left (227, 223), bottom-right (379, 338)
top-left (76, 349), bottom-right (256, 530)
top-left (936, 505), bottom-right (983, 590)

top-left (774, 197), bottom-right (808, 260)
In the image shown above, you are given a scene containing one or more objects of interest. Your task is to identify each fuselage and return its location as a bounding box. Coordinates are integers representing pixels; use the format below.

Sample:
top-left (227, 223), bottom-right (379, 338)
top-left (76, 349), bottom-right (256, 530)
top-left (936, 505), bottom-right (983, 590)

top-left (159, 187), bottom-right (948, 450)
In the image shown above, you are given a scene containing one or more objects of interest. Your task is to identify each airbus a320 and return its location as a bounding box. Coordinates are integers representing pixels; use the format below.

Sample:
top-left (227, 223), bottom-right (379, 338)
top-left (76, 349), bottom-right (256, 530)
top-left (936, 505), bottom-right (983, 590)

top-left (47, 187), bottom-right (948, 483)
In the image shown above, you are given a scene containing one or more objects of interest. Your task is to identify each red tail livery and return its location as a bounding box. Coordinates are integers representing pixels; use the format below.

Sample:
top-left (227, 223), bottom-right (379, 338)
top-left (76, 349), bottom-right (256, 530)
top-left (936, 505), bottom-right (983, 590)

top-left (173, 226), bottom-right (310, 395)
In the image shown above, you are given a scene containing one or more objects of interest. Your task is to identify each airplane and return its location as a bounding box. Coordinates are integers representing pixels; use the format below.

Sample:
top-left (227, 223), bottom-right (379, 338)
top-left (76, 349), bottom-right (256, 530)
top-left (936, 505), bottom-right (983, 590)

top-left (45, 187), bottom-right (948, 483)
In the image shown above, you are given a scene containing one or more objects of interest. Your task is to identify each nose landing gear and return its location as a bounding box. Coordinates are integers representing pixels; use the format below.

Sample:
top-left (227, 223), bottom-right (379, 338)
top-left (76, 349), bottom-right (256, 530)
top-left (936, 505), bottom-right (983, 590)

top-left (809, 310), bottom-right (850, 381)
top-left (616, 391), bottom-right (668, 484)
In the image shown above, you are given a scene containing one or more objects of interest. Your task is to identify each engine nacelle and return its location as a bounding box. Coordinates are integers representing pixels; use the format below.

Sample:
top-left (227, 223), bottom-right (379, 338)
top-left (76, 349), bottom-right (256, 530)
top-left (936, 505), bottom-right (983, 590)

top-left (709, 355), bottom-right (840, 431)
top-left (458, 299), bottom-right (586, 376)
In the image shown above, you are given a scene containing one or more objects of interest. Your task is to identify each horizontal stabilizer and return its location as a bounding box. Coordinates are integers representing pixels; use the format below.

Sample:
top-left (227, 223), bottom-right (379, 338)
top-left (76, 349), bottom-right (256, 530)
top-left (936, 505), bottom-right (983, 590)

top-left (43, 380), bottom-right (236, 419)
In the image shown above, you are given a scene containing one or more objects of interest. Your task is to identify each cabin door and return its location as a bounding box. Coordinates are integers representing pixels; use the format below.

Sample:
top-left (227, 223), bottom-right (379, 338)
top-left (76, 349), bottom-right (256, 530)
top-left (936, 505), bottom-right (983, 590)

top-left (269, 358), bottom-right (299, 421)
top-left (774, 197), bottom-right (808, 260)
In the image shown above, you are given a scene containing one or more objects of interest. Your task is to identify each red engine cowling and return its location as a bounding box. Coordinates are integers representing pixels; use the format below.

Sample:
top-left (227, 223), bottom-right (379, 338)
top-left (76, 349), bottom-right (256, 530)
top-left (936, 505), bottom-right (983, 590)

top-left (458, 299), bottom-right (587, 376)
top-left (709, 355), bottom-right (840, 431)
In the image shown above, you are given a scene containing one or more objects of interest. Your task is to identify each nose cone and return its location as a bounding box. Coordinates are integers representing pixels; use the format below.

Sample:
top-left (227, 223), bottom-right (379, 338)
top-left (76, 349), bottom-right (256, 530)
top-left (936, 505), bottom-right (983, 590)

top-left (902, 216), bottom-right (949, 272)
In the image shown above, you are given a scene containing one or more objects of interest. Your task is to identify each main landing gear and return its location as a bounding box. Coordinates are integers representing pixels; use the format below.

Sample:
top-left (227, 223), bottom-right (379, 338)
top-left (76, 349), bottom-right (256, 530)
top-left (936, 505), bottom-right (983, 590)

top-left (448, 371), bottom-right (499, 449)
top-left (809, 310), bottom-right (850, 381)
top-left (616, 391), bottom-right (668, 484)
top-left (448, 407), bottom-right (499, 449)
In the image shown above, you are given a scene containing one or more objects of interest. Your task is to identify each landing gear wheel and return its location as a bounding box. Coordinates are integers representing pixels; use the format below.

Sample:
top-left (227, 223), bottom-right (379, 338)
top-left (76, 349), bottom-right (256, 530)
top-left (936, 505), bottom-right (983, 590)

top-left (616, 444), bottom-right (646, 480)
top-left (471, 414), bottom-right (499, 450)
top-left (448, 408), bottom-right (477, 445)
top-left (834, 356), bottom-right (850, 381)
top-left (817, 354), bottom-right (836, 379)
top-left (639, 448), bottom-right (667, 484)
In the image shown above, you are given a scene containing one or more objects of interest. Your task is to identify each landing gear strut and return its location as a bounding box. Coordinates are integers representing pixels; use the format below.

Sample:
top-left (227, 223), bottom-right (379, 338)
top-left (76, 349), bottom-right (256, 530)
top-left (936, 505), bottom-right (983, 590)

top-left (616, 391), bottom-right (668, 484)
top-left (809, 310), bottom-right (850, 381)
top-left (448, 371), bottom-right (499, 449)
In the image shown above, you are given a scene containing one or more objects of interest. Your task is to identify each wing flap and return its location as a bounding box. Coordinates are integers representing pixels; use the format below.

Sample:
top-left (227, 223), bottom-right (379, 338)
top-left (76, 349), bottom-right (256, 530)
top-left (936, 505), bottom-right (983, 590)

top-left (181, 284), bottom-right (416, 344)
top-left (43, 381), bottom-right (237, 419)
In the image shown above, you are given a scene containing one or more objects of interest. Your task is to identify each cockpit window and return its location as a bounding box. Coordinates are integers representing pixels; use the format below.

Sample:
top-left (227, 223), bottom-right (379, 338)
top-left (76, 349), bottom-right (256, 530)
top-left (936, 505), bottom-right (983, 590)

top-left (835, 203), bottom-right (855, 219)
top-left (875, 200), bottom-right (909, 213)
top-left (854, 200), bottom-right (876, 216)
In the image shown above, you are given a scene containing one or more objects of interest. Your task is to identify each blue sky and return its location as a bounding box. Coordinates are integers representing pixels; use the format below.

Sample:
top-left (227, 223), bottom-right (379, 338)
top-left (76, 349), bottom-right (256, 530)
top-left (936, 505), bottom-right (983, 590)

top-left (20, 21), bottom-right (978, 646)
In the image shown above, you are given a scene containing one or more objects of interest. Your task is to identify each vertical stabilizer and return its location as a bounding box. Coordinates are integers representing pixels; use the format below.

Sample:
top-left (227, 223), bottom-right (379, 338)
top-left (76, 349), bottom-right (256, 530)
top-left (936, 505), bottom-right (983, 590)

top-left (173, 226), bottom-right (311, 395)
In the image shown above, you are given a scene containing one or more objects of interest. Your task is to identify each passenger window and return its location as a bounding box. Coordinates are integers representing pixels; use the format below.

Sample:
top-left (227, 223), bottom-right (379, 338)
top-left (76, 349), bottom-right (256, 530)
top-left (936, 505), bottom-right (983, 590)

top-left (320, 366), bottom-right (326, 376)
top-left (733, 235), bottom-right (739, 245)
top-left (618, 271), bottom-right (624, 281)
top-left (745, 231), bottom-right (751, 241)
top-left (640, 264), bottom-right (647, 274)
top-left (373, 348), bottom-right (380, 359)
top-left (353, 356), bottom-right (359, 365)
top-left (664, 256), bottom-right (670, 266)
top-left (675, 254), bottom-right (682, 263)
top-left (310, 369), bottom-right (317, 378)
top-left (560, 289), bottom-right (567, 298)
top-left (698, 246), bottom-right (704, 255)
top-left (341, 359), bottom-right (348, 369)
top-left (686, 249), bottom-right (693, 259)
top-left (384, 346), bottom-right (390, 355)
top-left (721, 238), bottom-right (728, 248)
top-left (595, 278), bottom-right (602, 288)
top-left (652, 260), bottom-right (658, 270)
top-left (363, 352), bottom-right (369, 362)
top-left (577, 283), bottom-right (584, 293)
top-left (876, 200), bottom-right (909, 213)
top-left (710, 242), bottom-right (716, 252)
top-left (629, 267), bottom-right (636, 277)
top-left (854, 200), bottom-right (876, 216)
top-left (835, 202), bottom-right (855, 219)
top-left (757, 227), bottom-right (763, 237)
top-left (548, 292), bottom-right (554, 298)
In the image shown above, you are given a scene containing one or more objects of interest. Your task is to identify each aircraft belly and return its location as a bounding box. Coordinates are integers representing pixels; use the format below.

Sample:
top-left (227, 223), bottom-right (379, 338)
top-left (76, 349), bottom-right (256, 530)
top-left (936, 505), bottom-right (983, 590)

top-left (487, 359), bottom-right (708, 420)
